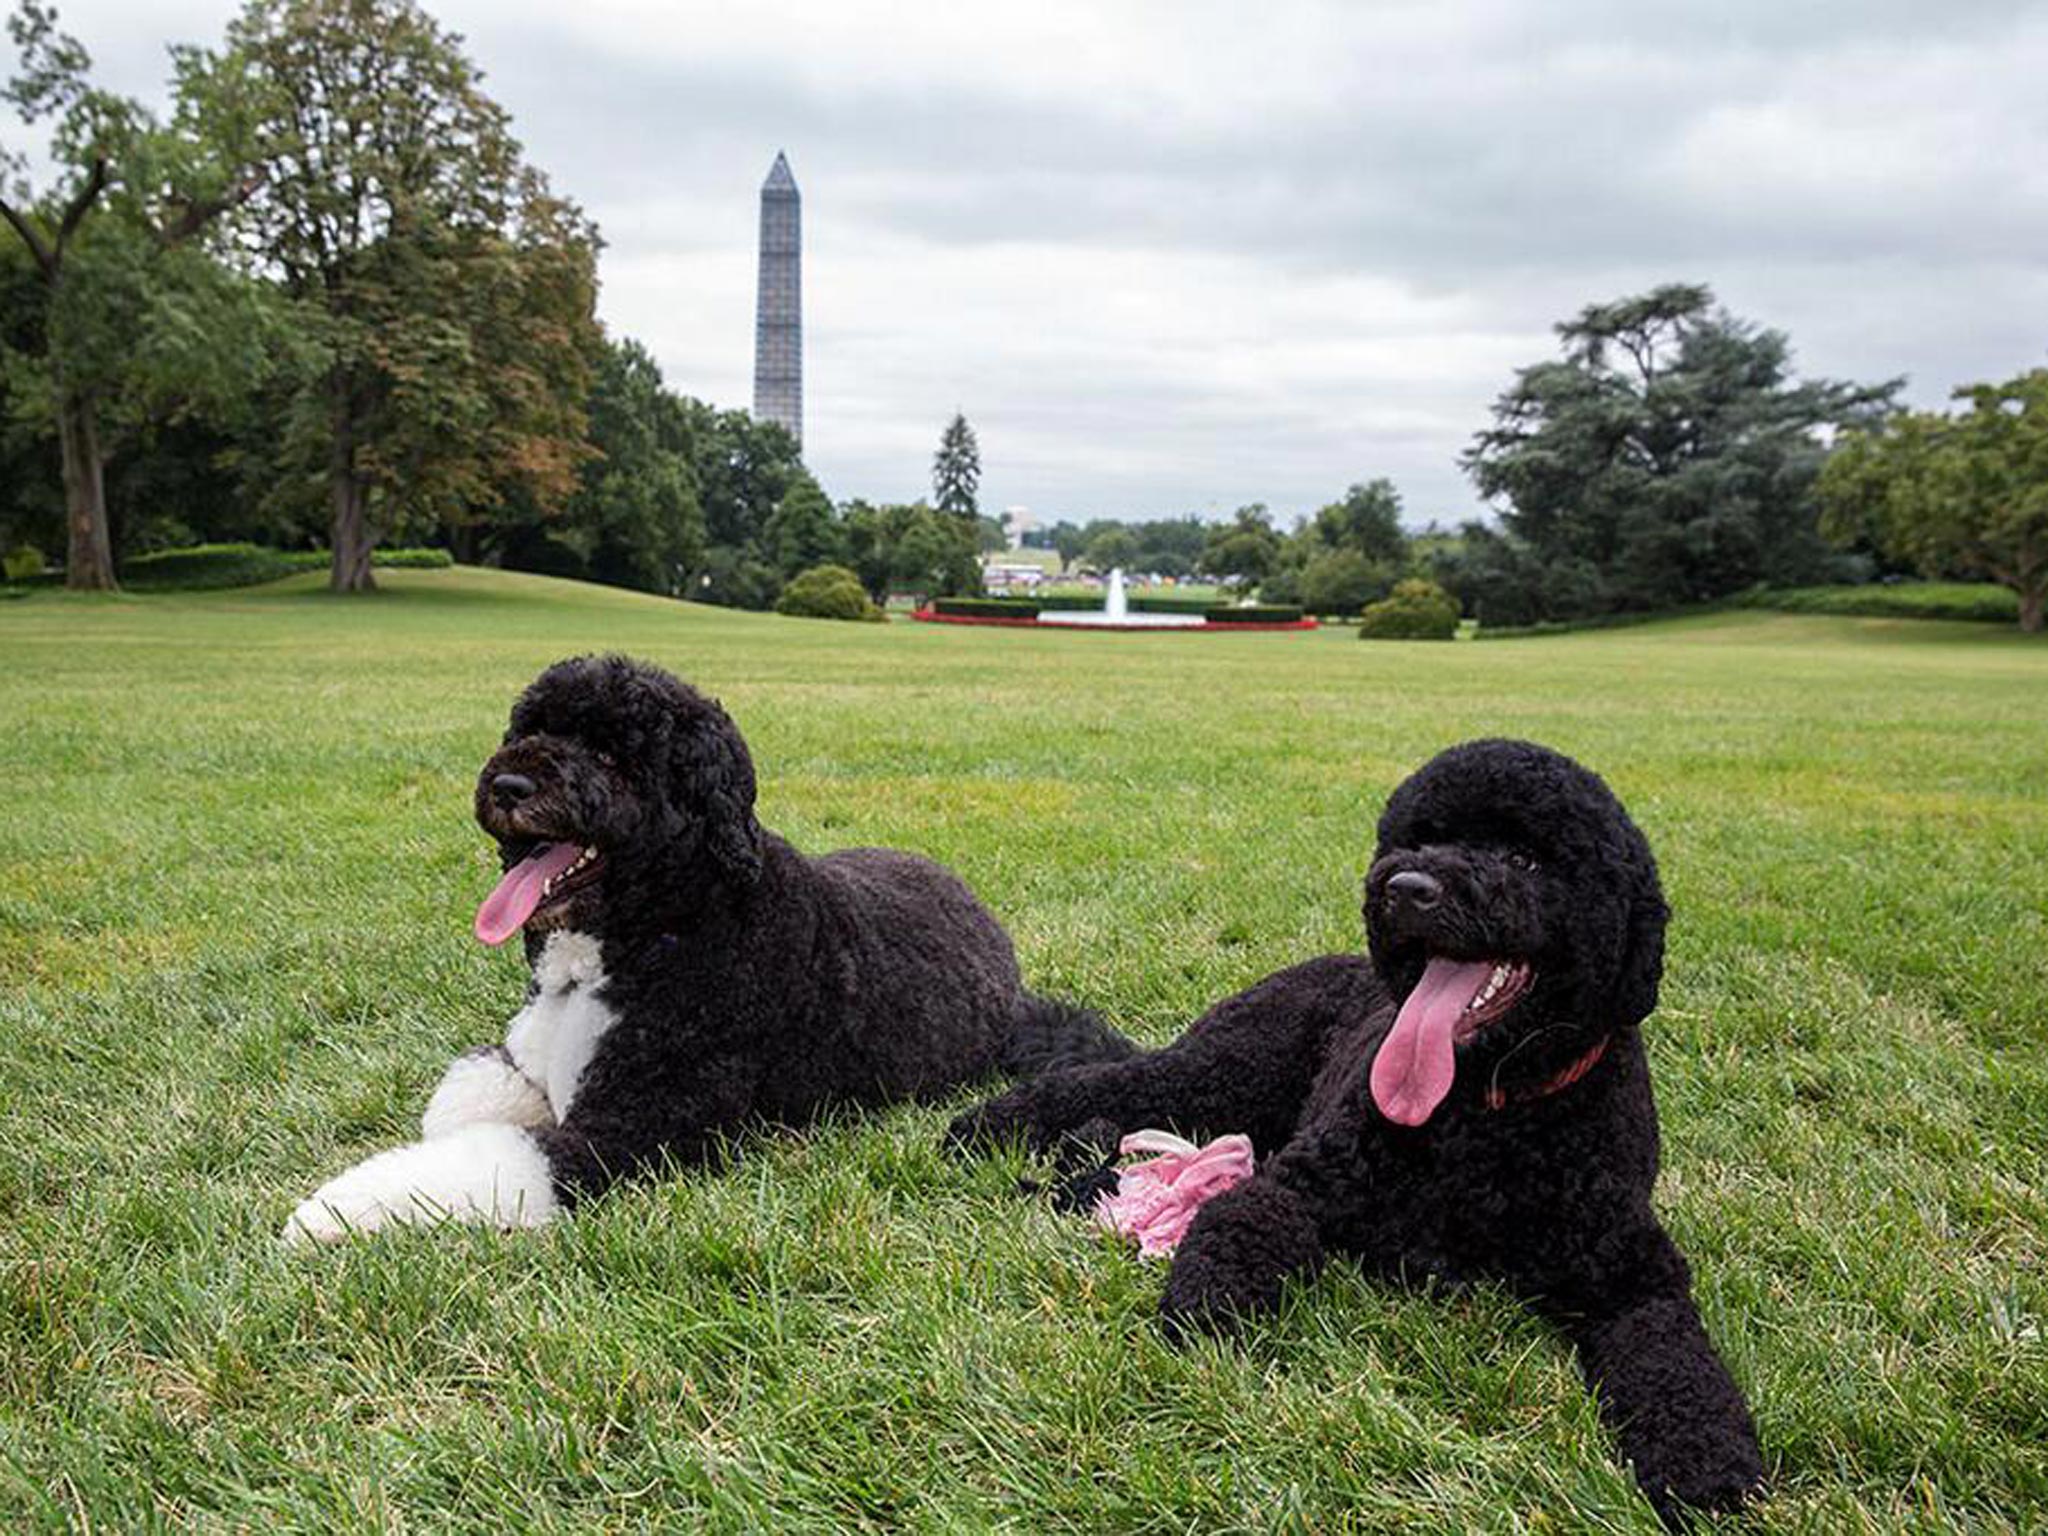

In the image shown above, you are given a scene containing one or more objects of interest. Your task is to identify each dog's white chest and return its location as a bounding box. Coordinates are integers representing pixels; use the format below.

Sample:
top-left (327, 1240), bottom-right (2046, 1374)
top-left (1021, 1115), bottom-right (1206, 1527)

top-left (504, 931), bottom-right (618, 1123)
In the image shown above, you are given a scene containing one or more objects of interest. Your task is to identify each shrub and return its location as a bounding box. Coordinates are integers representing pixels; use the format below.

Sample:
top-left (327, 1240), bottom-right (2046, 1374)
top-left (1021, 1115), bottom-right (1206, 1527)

top-left (110, 543), bottom-right (453, 591)
top-left (776, 563), bottom-right (881, 621)
top-left (1357, 579), bottom-right (1460, 640)
top-left (775, 564), bottom-right (884, 621)
top-left (1204, 604), bottom-right (1305, 625)
top-left (931, 596), bottom-right (1040, 619)
top-left (1732, 582), bottom-right (2018, 624)
top-left (1297, 549), bottom-right (1395, 616)
top-left (2, 546), bottom-right (46, 582)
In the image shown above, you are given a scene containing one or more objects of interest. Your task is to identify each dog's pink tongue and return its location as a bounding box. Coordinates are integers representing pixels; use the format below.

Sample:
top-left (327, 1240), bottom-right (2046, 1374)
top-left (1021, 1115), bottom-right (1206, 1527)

top-left (1370, 958), bottom-right (1495, 1127)
top-left (474, 842), bottom-right (584, 946)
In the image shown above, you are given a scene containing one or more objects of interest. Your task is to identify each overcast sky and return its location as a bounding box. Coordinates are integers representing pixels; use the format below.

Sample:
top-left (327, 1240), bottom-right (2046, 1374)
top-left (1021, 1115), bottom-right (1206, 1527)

top-left (23, 0), bottom-right (2048, 526)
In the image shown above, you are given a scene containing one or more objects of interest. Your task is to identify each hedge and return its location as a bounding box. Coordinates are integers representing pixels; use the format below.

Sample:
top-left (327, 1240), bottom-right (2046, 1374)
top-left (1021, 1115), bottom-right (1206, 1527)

top-left (111, 542), bottom-right (452, 592)
top-left (1731, 582), bottom-right (2018, 624)
top-left (931, 596), bottom-right (1041, 619)
top-left (1205, 604), bottom-right (1305, 625)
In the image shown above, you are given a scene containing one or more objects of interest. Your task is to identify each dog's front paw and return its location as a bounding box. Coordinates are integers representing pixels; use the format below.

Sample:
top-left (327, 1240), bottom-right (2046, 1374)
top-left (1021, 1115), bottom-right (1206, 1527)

top-left (1641, 1450), bottom-right (1766, 1529)
top-left (281, 1125), bottom-right (560, 1247)
top-left (1155, 1177), bottom-right (1322, 1343)
top-left (944, 1091), bottom-right (1036, 1155)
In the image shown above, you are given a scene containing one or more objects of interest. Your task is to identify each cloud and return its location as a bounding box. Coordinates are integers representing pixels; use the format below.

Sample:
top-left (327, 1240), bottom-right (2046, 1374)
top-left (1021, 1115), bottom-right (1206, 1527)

top-left (30, 0), bottom-right (2048, 523)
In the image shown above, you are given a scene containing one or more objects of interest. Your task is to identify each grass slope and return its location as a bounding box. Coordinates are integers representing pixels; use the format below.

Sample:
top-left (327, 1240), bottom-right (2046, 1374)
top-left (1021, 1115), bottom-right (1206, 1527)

top-left (2, 569), bottom-right (2044, 1531)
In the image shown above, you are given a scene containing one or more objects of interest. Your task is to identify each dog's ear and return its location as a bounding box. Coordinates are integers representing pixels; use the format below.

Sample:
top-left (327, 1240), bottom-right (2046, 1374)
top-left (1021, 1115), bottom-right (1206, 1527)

top-left (1609, 839), bottom-right (1669, 1028)
top-left (667, 702), bottom-right (763, 887)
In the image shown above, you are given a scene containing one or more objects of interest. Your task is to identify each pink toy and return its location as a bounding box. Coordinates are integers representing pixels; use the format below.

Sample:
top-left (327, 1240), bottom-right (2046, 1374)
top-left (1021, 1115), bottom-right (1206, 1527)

top-left (1095, 1129), bottom-right (1256, 1257)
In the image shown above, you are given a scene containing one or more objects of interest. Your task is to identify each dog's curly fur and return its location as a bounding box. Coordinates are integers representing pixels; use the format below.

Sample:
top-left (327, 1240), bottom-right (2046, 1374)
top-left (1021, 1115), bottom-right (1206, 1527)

top-left (287, 654), bottom-right (1126, 1240)
top-left (951, 739), bottom-right (1763, 1525)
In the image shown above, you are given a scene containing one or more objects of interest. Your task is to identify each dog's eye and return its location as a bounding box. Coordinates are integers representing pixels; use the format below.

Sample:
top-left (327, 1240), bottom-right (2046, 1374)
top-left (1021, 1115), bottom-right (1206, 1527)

top-left (1506, 849), bottom-right (1539, 872)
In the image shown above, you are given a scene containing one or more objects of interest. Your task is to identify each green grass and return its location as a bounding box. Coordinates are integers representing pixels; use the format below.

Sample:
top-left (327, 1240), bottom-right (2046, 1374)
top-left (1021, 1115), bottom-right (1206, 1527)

top-left (2, 568), bottom-right (2045, 1531)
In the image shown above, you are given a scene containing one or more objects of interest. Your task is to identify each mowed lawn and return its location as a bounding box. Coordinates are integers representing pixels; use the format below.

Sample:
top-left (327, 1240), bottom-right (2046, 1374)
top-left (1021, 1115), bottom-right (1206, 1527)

top-left (2, 567), bottom-right (2044, 1531)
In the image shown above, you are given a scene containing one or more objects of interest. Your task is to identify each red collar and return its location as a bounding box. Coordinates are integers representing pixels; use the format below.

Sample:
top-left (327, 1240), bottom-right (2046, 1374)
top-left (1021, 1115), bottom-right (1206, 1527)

top-left (1484, 1034), bottom-right (1610, 1111)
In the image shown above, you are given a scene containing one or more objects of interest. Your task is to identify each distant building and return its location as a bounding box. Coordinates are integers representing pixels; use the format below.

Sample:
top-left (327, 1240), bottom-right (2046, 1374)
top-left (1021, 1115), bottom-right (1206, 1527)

top-left (753, 152), bottom-right (802, 443)
top-left (1005, 506), bottom-right (1036, 550)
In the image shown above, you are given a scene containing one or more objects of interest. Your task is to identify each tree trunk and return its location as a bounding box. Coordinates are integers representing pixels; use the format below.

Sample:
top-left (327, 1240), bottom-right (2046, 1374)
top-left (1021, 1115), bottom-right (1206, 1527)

top-left (2021, 583), bottom-right (2043, 634)
top-left (56, 385), bottom-right (117, 592)
top-left (328, 373), bottom-right (376, 593)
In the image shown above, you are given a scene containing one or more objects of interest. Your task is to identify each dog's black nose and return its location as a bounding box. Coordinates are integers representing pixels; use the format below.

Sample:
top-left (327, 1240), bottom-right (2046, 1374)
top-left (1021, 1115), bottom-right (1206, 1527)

top-left (1386, 870), bottom-right (1442, 912)
top-left (489, 772), bottom-right (537, 810)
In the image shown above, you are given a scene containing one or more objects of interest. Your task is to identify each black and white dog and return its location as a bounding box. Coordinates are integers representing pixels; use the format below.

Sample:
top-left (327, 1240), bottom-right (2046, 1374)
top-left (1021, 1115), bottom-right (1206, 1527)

top-left (286, 654), bottom-right (1126, 1243)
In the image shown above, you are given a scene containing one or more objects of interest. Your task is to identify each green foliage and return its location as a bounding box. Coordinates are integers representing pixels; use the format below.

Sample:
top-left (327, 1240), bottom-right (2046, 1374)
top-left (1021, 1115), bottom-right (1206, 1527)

top-left (1296, 548), bottom-right (1395, 616)
top-left (1198, 503), bottom-right (1282, 588)
top-left (208, 0), bottom-right (601, 591)
top-left (692, 543), bottom-right (783, 611)
top-left (1356, 578), bottom-right (1460, 639)
top-left (931, 411), bottom-right (979, 517)
top-left (1818, 369), bottom-right (2048, 632)
top-left (843, 498), bottom-right (980, 601)
top-left (2, 542), bottom-right (44, 578)
top-left (774, 562), bottom-right (881, 622)
top-left (1204, 603), bottom-right (1304, 624)
top-left (1, 0), bottom-right (279, 589)
top-left (1082, 525), bottom-right (1138, 572)
top-left (765, 472), bottom-right (845, 580)
top-left (495, 335), bottom-right (702, 595)
top-left (1459, 284), bottom-right (1899, 622)
top-left (1734, 582), bottom-right (2020, 625)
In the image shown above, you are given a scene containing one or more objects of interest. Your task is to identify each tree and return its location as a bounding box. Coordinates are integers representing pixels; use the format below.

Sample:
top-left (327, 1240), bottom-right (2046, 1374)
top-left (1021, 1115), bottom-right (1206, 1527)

top-left (764, 469), bottom-right (843, 579)
top-left (1198, 503), bottom-right (1281, 589)
top-left (207, 0), bottom-right (599, 591)
top-left (1463, 284), bottom-right (1898, 619)
top-left (0, 0), bottom-right (265, 589)
top-left (495, 335), bottom-right (703, 592)
top-left (1818, 369), bottom-right (2048, 632)
top-left (1297, 548), bottom-right (1392, 615)
top-left (843, 498), bottom-right (979, 602)
top-left (932, 411), bottom-right (979, 517)
top-left (1312, 479), bottom-right (1409, 566)
top-left (1082, 525), bottom-right (1137, 572)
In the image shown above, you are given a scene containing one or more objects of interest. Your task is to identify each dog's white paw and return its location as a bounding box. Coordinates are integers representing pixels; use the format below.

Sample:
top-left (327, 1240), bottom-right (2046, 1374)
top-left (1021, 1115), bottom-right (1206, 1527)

top-left (421, 1048), bottom-right (553, 1140)
top-left (281, 1124), bottom-right (559, 1247)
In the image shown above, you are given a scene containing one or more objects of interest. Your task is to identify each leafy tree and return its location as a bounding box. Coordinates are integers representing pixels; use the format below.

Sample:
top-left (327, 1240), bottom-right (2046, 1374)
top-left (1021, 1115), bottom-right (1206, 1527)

top-left (495, 335), bottom-right (703, 592)
top-left (1463, 284), bottom-right (1898, 618)
top-left (1043, 519), bottom-right (1087, 570)
top-left (205, 0), bottom-right (599, 591)
top-left (1818, 369), bottom-right (2048, 632)
top-left (1198, 503), bottom-right (1281, 589)
top-left (1297, 547), bottom-right (1393, 615)
top-left (932, 411), bottom-right (979, 517)
top-left (764, 469), bottom-right (843, 578)
top-left (1, 0), bottom-right (266, 588)
top-left (1082, 525), bottom-right (1137, 572)
top-left (1312, 479), bottom-right (1409, 565)
top-left (843, 498), bottom-right (979, 602)
top-left (685, 401), bottom-right (800, 551)
top-left (693, 543), bottom-right (781, 610)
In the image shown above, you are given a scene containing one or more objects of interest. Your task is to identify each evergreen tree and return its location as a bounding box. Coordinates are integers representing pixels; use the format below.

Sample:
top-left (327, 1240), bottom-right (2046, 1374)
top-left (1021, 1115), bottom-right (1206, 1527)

top-left (1463, 284), bottom-right (1897, 618)
top-left (932, 411), bottom-right (979, 517)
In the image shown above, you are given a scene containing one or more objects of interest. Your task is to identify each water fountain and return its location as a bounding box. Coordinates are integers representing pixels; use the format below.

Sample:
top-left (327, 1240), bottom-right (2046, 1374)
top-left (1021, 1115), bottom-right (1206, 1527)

top-left (1036, 568), bottom-right (1206, 628)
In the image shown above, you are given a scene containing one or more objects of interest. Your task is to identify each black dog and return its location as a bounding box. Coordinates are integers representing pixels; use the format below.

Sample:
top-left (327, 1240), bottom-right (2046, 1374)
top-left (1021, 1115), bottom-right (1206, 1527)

top-left (288, 654), bottom-right (1125, 1243)
top-left (951, 739), bottom-right (1763, 1524)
